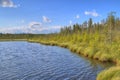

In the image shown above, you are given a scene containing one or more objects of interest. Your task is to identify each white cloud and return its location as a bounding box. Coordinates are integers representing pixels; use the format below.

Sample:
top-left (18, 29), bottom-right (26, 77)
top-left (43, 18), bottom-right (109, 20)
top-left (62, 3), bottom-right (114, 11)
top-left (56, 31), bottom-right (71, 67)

top-left (28, 22), bottom-right (43, 32)
top-left (0, 22), bottom-right (62, 34)
top-left (75, 14), bottom-right (80, 19)
top-left (85, 10), bottom-right (99, 17)
top-left (0, 26), bottom-right (27, 33)
top-left (29, 22), bottom-right (42, 28)
top-left (0, 0), bottom-right (19, 8)
top-left (42, 16), bottom-right (52, 23)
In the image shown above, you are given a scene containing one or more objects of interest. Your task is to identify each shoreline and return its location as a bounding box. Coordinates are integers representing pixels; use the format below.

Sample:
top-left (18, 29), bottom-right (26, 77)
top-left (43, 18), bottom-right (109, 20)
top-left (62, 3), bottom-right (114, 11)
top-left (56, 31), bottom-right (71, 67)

top-left (0, 39), bottom-right (120, 80)
top-left (28, 39), bottom-right (117, 64)
top-left (27, 39), bottom-right (120, 80)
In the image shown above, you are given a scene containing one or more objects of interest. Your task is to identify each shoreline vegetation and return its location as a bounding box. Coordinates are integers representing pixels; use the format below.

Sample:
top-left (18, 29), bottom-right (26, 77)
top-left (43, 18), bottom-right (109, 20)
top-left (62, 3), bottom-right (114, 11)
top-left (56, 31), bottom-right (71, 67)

top-left (0, 12), bottom-right (120, 80)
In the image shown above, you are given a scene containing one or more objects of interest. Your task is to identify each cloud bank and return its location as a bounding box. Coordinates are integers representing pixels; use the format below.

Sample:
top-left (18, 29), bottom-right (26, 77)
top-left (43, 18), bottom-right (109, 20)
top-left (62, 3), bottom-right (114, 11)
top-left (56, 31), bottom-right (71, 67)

top-left (85, 10), bottom-right (99, 17)
top-left (0, 22), bottom-right (61, 34)
top-left (0, 0), bottom-right (19, 8)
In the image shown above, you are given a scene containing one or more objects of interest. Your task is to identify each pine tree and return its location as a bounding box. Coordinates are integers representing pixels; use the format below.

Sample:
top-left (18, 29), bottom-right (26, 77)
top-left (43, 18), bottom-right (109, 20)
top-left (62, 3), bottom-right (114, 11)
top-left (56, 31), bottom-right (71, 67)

top-left (88, 18), bottom-right (93, 33)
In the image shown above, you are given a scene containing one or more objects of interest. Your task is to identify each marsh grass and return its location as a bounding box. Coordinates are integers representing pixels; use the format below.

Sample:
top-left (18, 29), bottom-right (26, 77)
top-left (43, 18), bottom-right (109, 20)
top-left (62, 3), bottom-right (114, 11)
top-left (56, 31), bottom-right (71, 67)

top-left (97, 67), bottom-right (120, 80)
top-left (26, 33), bottom-right (120, 80)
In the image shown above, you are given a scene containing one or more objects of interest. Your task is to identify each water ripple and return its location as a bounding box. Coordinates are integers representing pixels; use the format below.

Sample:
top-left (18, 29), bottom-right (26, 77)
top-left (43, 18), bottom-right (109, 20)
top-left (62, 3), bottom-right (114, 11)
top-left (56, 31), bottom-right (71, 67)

top-left (0, 42), bottom-right (113, 80)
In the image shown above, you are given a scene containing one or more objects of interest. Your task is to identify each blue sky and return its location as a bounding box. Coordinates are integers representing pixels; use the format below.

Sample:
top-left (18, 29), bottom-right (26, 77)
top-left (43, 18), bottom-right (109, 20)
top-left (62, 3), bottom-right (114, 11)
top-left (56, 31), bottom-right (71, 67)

top-left (0, 0), bottom-right (120, 33)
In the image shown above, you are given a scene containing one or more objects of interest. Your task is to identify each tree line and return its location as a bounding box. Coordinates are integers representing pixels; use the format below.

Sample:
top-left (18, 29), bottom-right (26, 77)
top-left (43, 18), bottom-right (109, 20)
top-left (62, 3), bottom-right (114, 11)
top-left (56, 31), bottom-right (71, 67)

top-left (60, 12), bottom-right (120, 43)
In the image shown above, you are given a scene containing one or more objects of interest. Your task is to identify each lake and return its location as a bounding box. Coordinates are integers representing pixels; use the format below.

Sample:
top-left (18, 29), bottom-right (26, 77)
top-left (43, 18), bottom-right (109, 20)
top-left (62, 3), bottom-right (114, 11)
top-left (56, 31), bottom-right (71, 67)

top-left (0, 42), bottom-right (113, 80)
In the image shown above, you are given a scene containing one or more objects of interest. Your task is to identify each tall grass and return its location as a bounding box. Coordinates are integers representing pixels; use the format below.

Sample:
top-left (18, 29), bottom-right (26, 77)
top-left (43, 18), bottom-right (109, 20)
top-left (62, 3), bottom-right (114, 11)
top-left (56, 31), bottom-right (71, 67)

top-left (27, 31), bottom-right (120, 80)
top-left (97, 67), bottom-right (120, 80)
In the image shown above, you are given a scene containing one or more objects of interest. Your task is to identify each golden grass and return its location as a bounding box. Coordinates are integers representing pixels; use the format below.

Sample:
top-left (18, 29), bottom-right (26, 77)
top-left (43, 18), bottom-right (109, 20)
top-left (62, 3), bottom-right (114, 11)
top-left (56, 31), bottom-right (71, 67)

top-left (97, 67), bottom-right (120, 80)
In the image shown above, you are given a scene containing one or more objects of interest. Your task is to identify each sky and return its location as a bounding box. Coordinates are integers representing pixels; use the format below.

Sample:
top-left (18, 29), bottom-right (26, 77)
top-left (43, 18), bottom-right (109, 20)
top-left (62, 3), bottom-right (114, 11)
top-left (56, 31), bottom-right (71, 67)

top-left (0, 0), bottom-right (120, 34)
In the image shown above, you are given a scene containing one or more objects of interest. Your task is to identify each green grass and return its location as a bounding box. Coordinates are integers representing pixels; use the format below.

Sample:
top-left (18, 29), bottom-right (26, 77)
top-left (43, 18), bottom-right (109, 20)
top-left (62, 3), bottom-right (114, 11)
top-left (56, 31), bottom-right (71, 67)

top-left (27, 33), bottom-right (120, 80)
top-left (97, 67), bottom-right (120, 80)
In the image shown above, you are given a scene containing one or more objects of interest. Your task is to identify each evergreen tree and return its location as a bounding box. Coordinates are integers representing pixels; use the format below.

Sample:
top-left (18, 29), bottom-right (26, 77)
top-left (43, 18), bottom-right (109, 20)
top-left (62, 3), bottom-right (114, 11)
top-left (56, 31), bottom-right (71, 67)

top-left (88, 18), bottom-right (93, 33)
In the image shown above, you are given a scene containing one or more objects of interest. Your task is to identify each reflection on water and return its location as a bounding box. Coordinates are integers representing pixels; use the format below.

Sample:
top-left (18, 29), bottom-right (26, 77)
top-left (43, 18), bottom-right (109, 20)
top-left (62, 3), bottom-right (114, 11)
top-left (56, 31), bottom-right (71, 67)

top-left (0, 42), bottom-right (113, 80)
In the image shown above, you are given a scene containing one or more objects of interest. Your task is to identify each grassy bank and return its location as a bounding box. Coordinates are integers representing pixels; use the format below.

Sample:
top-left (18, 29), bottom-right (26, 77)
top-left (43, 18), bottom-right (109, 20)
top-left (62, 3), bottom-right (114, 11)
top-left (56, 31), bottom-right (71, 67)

top-left (97, 67), bottom-right (120, 80)
top-left (28, 33), bottom-right (120, 65)
top-left (27, 32), bottom-right (120, 80)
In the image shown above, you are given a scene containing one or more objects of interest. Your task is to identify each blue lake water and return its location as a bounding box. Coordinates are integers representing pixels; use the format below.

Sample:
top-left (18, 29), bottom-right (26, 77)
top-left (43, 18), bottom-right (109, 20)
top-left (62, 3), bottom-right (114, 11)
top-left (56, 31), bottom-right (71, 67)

top-left (0, 42), bottom-right (113, 80)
